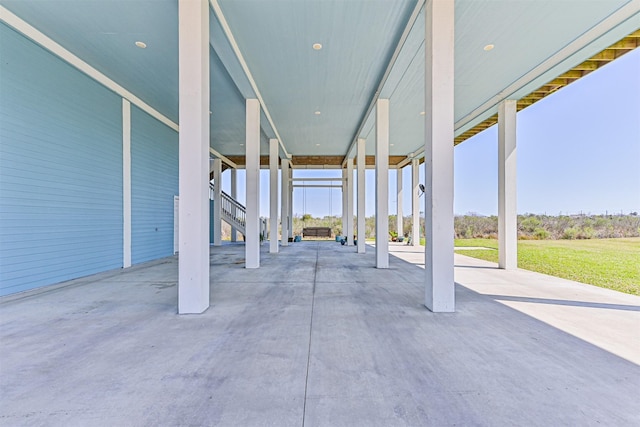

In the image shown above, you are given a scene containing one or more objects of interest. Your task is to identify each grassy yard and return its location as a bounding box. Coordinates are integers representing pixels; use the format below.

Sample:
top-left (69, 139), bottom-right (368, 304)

top-left (452, 238), bottom-right (640, 295)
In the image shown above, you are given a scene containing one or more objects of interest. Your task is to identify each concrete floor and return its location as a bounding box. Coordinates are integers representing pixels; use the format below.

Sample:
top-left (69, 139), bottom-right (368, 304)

top-left (0, 241), bottom-right (638, 426)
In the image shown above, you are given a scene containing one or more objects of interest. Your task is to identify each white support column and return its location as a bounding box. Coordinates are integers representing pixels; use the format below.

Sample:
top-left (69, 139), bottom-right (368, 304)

top-left (212, 158), bottom-right (222, 246)
top-left (498, 99), bottom-right (518, 270)
top-left (281, 159), bottom-right (290, 246)
top-left (178, 0), bottom-right (209, 314)
top-left (122, 99), bottom-right (132, 268)
top-left (424, 0), bottom-right (455, 312)
top-left (397, 167), bottom-right (404, 240)
top-left (269, 139), bottom-right (279, 253)
top-left (341, 168), bottom-right (347, 238)
top-left (288, 166), bottom-right (293, 239)
top-left (375, 99), bottom-right (390, 269)
top-left (357, 138), bottom-right (366, 253)
top-left (411, 158), bottom-right (420, 246)
top-left (230, 168), bottom-right (237, 242)
top-left (246, 99), bottom-right (260, 268)
top-left (346, 158), bottom-right (354, 246)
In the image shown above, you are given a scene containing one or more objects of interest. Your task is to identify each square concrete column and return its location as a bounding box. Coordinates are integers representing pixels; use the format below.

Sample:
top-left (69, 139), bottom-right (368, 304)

top-left (245, 99), bottom-right (260, 268)
top-left (498, 99), bottom-right (518, 270)
top-left (346, 158), bottom-right (355, 246)
top-left (122, 99), bottom-right (132, 268)
top-left (375, 99), bottom-right (389, 269)
top-left (424, 0), bottom-right (455, 312)
top-left (397, 167), bottom-right (404, 239)
top-left (178, 0), bottom-right (209, 314)
top-left (269, 138), bottom-right (279, 253)
top-left (212, 158), bottom-right (222, 246)
top-left (230, 168), bottom-right (237, 242)
top-left (411, 158), bottom-right (420, 246)
top-left (356, 138), bottom-right (366, 253)
top-left (281, 159), bottom-right (290, 246)
top-left (288, 166), bottom-right (293, 239)
top-left (342, 168), bottom-right (347, 238)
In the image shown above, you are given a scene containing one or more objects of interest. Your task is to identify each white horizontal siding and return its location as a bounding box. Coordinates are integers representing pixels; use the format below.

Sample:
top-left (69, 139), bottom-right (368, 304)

top-left (0, 23), bottom-right (123, 295)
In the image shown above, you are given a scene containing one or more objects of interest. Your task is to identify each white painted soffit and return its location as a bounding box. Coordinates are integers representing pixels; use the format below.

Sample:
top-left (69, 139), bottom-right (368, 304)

top-left (454, 0), bottom-right (640, 136)
top-left (0, 5), bottom-right (178, 132)
top-left (209, 0), bottom-right (290, 159)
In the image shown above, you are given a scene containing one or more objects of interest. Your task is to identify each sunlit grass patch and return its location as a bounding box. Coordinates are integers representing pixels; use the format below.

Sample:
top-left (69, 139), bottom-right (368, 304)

top-left (454, 238), bottom-right (640, 295)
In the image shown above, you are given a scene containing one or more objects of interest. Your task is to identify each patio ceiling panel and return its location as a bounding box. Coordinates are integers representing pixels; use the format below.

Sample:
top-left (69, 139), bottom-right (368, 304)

top-left (215, 0), bottom-right (418, 156)
top-left (1, 0), bottom-right (180, 123)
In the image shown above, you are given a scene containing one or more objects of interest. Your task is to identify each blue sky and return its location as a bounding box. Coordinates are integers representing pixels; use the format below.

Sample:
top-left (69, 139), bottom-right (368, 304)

top-left (224, 48), bottom-right (639, 218)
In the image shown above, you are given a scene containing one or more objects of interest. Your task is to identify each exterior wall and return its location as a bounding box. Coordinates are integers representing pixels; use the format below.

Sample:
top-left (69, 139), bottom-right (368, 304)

top-left (130, 106), bottom-right (178, 264)
top-left (0, 23), bottom-right (123, 295)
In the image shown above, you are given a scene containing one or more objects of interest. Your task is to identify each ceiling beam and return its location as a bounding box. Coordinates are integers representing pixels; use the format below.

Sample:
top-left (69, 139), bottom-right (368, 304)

top-left (209, 147), bottom-right (237, 169)
top-left (209, 0), bottom-right (290, 159)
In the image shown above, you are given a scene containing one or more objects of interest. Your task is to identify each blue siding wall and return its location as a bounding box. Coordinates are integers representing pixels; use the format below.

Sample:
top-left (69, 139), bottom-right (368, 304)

top-left (0, 24), bottom-right (123, 296)
top-left (131, 106), bottom-right (178, 264)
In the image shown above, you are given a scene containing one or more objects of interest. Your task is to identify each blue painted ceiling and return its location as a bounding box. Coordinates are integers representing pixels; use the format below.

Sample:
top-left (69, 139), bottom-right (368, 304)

top-left (1, 0), bottom-right (638, 160)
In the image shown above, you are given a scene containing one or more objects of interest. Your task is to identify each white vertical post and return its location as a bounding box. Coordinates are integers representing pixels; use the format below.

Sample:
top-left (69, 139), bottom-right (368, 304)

top-left (375, 99), bottom-right (390, 269)
top-left (411, 158), bottom-right (420, 246)
top-left (346, 158), bottom-right (354, 246)
top-left (230, 168), bottom-right (237, 242)
top-left (281, 159), bottom-right (290, 246)
top-left (178, 0), bottom-right (209, 314)
top-left (246, 99), bottom-right (260, 268)
top-left (122, 99), bottom-right (132, 268)
top-left (342, 168), bottom-right (347, 238)
top-left (288, 166), bottom-right (293, 239)
top-left (424, 0), bottom-right (455, 312)
top-left (212, 158), bottom-right (222, 246)
top-left (397, 167), bottom-right (404, 240)
top-left (357, 138), bottom-right (366, 253)
top-left (498, 99), bottom-right (518, 270)
top-left (269, 138), bottom-right (279, 253)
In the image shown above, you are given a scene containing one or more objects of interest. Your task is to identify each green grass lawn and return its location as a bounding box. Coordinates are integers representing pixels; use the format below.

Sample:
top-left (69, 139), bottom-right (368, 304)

top-left (452, 238), bottom-right (640, 295)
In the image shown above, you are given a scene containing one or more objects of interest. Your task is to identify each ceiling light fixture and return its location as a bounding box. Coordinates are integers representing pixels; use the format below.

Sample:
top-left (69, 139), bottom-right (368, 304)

top-left (135, 41), bottom-right (147, 49)
top-left (312, 43), bottom-right (322, 50)
top-left (315, 143), bottom-right (320, 146)
top-left (483, 44), bottom-right (494, 51)
top-left (419, 111), bottom-right (426, 116)
top-left (314, 111), bottom-right (321, 115)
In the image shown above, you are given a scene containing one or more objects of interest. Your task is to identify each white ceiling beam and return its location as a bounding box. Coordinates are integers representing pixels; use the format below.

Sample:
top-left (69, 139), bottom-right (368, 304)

top-left (208, 147), bottom-right (238, 169)
top-left (291, 178), bottom-right (345, 182)
top-left (0, 5), bottom-right (179, 133)
top-left (341, 0), bottom-right (425, 167)
top-left (209, 0), bottom-right (291, 159)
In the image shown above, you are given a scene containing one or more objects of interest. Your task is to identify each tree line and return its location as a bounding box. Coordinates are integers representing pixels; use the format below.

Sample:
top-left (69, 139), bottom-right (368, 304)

top-left (286, 213), bottom-right (639, 240)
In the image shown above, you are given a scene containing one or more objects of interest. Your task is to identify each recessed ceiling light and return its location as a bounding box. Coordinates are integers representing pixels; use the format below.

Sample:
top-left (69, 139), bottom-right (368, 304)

top-left (135, 41), bottom-right (147, 49)
top-left (390, 144), bottom-right (394, 146)
top-left (483, 44), bottom-right (494, 51)
top-left (240, 143), bottom-right (244, 146)
top-left (312, 43), bottom-right (322, 50)
top-left (419, 111), bottom-right (426, 116)
top-left (315, 143), bottom-right (320, 146)
top-left (314, 111), bottom-right (321, 115)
